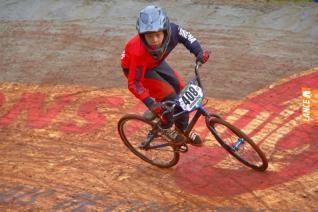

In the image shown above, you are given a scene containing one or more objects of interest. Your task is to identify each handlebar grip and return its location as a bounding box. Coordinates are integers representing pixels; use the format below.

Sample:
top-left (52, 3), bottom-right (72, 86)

top-left (161, 100), bottom-right (175, 109)
top-left (162, 109), bottom-right (172, 117)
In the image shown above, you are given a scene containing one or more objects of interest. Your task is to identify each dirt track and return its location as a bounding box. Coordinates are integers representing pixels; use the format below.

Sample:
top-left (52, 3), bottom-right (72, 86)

top-left (1, 0), bottom-right (318, 211)
top-left (1, 0), bottom-right (318, 99)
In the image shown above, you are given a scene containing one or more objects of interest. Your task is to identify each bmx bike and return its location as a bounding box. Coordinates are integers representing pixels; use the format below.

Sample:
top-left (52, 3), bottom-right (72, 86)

top-left (118, 62), bottom-right (268, 171)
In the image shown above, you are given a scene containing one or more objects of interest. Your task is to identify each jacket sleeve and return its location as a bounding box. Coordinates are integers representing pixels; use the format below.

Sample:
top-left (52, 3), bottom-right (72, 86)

top-left (175, 24), bottom-right (203, 57)
top-left (127, 61), bottom-right (150, 102)
top-left (121, 46), bottom-right (130, 77)
top-left (121, 44), bottom-right (151, 102)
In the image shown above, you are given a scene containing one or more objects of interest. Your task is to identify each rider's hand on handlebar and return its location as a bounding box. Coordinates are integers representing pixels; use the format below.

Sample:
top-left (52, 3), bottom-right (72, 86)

top-left (196, 50), bottom-right (210, 64)
top-left (150, 101), bottom-right (173, 129)
top-left (150, 101), bottom-right (165, 116)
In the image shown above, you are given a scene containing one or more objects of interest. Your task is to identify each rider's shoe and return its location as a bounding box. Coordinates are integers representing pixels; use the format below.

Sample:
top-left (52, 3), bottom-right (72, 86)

top-left (175, 128), bottom-right (203, 146)
top-left (161, 128), bottom-right (185, 145)
top-left (188, 131), bottom-right (203, 146)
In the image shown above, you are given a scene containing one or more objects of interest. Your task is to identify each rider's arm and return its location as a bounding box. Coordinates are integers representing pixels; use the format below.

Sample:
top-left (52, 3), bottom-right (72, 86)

top-left (127, 63), bottom-right (155, 108)
top-left (171, 23), bottom-right (203, 57)
top-left (127, 62), bottom-right (149, 100)
top-left (121, 43), bottom-right (153, 107)
top-left (121, 48), bottom-right (130, 77)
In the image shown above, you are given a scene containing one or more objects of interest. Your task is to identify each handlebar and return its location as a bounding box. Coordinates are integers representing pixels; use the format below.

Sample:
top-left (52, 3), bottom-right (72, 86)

top-left (160, 61), bottom-right (204, 117)
top-left (163, 61), bottom-right (203, 104)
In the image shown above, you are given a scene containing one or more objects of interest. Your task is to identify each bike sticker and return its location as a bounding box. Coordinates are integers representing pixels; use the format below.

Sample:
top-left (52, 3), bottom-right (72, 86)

top-left (176, 82), bottom-right (203, 112)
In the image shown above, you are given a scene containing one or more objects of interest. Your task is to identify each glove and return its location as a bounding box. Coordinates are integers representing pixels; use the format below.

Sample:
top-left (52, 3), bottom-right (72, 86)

top-left (149, 102), bottom-right (165, 116)
top-left (150, 102), bottom-right (173, 129)
top-left (196, 50), bottom-right (210, 64)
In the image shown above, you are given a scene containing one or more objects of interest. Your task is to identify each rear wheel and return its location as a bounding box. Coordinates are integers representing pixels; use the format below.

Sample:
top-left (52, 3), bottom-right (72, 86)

top-left (207, 117), bottom-right (268, 171)
top-left (118, 114), bottom-right (179, 168)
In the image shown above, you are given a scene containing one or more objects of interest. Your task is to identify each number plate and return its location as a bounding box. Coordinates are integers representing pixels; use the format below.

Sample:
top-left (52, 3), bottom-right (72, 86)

top-left (176, 82), bottom-right (204, 112)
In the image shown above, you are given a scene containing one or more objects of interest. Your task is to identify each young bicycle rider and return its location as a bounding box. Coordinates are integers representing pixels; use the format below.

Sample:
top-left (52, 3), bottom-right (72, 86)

top-left (121, 5), bottom-right (210, 146)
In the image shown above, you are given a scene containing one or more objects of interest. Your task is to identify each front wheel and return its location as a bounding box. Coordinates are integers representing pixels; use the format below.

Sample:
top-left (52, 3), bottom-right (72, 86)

top-left (207, 117), bottom-right (268, 171)
top-left (118, 114), bottom-right (179, 168)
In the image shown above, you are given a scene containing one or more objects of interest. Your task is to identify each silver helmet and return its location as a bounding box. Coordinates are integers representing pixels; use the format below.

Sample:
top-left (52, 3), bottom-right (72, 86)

top-left (136, 5), bottom-right (171, 60)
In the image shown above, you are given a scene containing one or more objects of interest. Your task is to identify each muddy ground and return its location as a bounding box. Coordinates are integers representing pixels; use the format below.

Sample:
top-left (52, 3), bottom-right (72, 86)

top-left (0, 0), bottom-right (318, 211)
